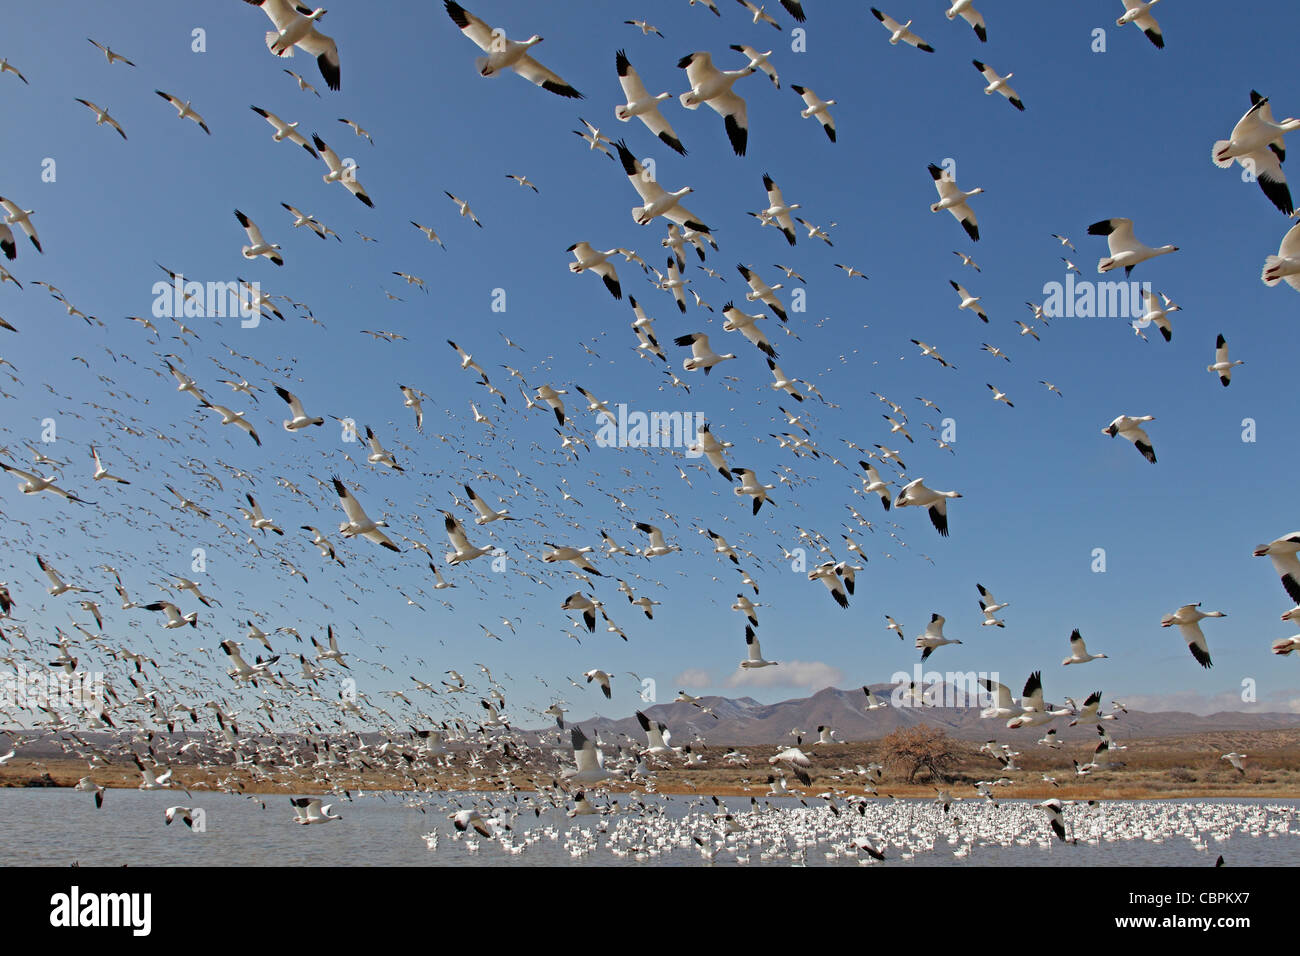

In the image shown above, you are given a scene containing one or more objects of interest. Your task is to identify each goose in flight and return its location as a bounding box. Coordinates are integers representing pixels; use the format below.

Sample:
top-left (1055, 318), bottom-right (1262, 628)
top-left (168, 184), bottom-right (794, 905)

top-left (721, 301), bottom-right (777, 357)
top-left (972, 61), bottom-right (1023, 111)
top-left (614, 141), bottom-right (710, 231)
top-left (859, 461), bottom-right (892, 510)
top-left (36, 556), bottom-right (97, 596)
top-left (946, 1), bottom-right (987, 40)
top-left (1116, 0), bottom-right (1165, 49)
top-left (736, 0), bottom-right (782, 29)
top-left (753, 173), bottom-right (800, 245)
top-left (244, 0), bottom-right (341, 91)
top-left (808, 561), bottom-right (855, 609)
top-left (235, 210), bottom-right (283, 266)
top-left (1087, 218), bottom-right (1178, 275)
top-left (870, 8), bottom-right (935, 52)
top-left (363, 425), bottom-right (402, 470)
top-left (1253, 533), bottom-right (1300, 604)
top-left (741, 625), bottom-right (777, 668)
top-left (979, 677), bottom-right (1021, 719)
top-left (677, 51), bottom-right (753, 156)
top-left (976, 583), bottom-right (1009, 614)
top-left (0, 196), bottom-right (41, 256)
top-left (915, 613), bottom-right (961, 661)
top-left (1137, 288), bottom-right (1178, 342)
top-left (442, 510), bottom-right (490, 564)
top-left (564, 594), bottom-right (600, 632)
top-left (444, 1), bottom-right (582, 98)
top-left (1039, 799), bottom-right (1069, 842)
top-left (1213, 91), bottom-right (1298, 215)
top-left (0, 58), bottom-right (28, 84)
top-left (1102, 414), bottom-right (1157, 464)
top-left (565, 727), bottom-right (612, 783)
top-left (273, 384), bottom-right (322, 430)
top-left (1208, 334), bottom-right (1243, 386)
top-left (583, 668), bottom-right (613, 698)
top-left (155, 91), bottom-right (210, 134)
top-left (791, 85), bottom-right (836, 142)
top-left (730, 44), bottom-right (779, 88)
top-left (634, 522), bottom-right (679, 557)
top-left (614, 50), bottom-right (686, 156)
top-left (737, 263), bottom-right (788, 321)
top-left (950, 280), bottom-right (988, 321)
top-left (506, 173), bottom-right (538, 191)
top-left (0, 462), bottom-right (92, 503)
top-left (986, 383), bottom-right (1013, 407)
top-left (73, 98), bottom-right (127, 139)
top-left (312, 134), bottom-right (373, 206)
top-left (89, 445), bottom-right (130, 484)
top-left (674, 332), bottom-right (736, 374)
top-left (199, 401), bottom-right (261, 446)
top-left (637, 711), bottom-right (675, 756)
top-left (733, 468), bottom-right (776, 514)
top-left (332, 476), bottom-right (401, 552)
top-left (567, 242), bottom-right (622, 299)
top-left (1222, 752), bottom-right (1247, 774)
top-left (291, 797), bottom-right (342, 824)
top-left (142, 600), bottom-right (198, 629)
top-left (1161, 603), bottom-right (1225, 669)
top-left (1261, 221), bottom-right (1300, 292)
top-left (250, 106), bottom-right (318, 156)
top-left (444, 191), bottom-right (482, 227)
top-left (895, 478), bottom-right (961, 536)
top-left (312, 626), bottom-right (349, 668)
top-left (929, 164), bottom-right (982, 241)
top-left (464, 484), bottom-right (512, 524)
top-left (1062, 629), bottom-right (1108, 665)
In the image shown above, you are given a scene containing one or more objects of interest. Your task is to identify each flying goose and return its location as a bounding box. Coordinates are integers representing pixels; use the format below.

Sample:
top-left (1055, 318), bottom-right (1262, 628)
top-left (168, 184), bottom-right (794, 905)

top-left (946, 1), bottom-right (987, 40)
top-left (895, 478), bottom-right (961, 536)
top-left (741, 625), bottom-right (777, 667)
top-left (442, 510), bottom-right (490, 564)
top-left (155, 91), bottom-right (211, 134)
top-left (614, 141), bottom-right (710, 231)
top-left (915, 613), bottom-right (961, 661)
top-left (1160, 604), bottom-right (1226, 668)
top-left (1116, 0), bottom-right (1165, 49)
top-left (567, 242), bottom-right (622, 299)
top-left (870, 8), bottom-right (935, 52)
top-left (1253, 533), bottom-right (1300, 604)
top-left (614, 50), bottom-right (686, 155)
top-left (752, 173), bottom-right (800, 244)
top-left (791, 85), bottom-right (836, 142)
top-left (291, 797), bottom-right (342, 824)
top-left (0, 462), bottom-right (92, 503)
top-left (273, 384), bottom-right (322, 429)
top-left (674, 332), bottom-right (736, 374)
top-left (1087, 217), bottom-right (1178, 275)
top-left (1213, 91), bottom-right (1298, 215)
top-left (250, 106), bottom-right (318, 156)
top-left (721, 301), bottom-right (777, 357)
top-left (736, 263), bottom-right (788, 320)
top-left (929, 164), bottom-right (982, 241)
top-left (1062, 629), bottom-right (1108, 665)
top-left (234, 210), bottom-right (283, 265)
top-left (1207, 334), bottom-right (1243, 386)
top-left (444, 1), bottom-right (582, 98)
top-left (677, 51), bottom-right (753, 156)
top-left (312, 134), bottom-right (373, 206)
top-left (332, 476), bottom-right (401, 551)
top-left (972, 61), bottom-right (1023, 111)
top-left (73, 98), bottom-right (127, 139)
top-left (1261, 221), bottom-right (1300, 292)
top-left (950, 280), bottom-right (988, 321)
top-left (730, 44), bottom-right (779, 88)
top-left (633, 521), bottom-right (679, 557)
top-left (0, 58), bottom-right (29, 84)
top-left (1102, 414), bottom-right (1157, 464)
top-left (733, 468), bottom-right (776, 514)
top-left (245, 0), bottom-right (341, 91)
top-left (564, 726), bottom-right (612, 783)
top-left (142, 600), bottom-right (197, 629)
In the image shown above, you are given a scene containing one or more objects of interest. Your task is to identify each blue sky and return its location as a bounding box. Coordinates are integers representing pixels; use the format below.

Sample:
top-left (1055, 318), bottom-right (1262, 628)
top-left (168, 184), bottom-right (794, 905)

top-left (1, 0), bottom-right (1298, 729)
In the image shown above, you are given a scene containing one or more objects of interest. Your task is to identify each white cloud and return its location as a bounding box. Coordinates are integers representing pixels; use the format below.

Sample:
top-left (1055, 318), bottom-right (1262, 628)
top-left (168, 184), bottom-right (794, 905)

top-left (1121, 687), bottom-right (1300, 715)
top-left (672, 668), bottom-right (713, 690)
top-left (725, 660), bottom-right (844, 690)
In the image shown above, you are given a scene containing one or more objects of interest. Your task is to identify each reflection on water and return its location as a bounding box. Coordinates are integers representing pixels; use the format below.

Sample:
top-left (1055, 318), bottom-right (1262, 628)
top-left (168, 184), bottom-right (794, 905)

top-left (1, 789), bottom-right (1296, 867)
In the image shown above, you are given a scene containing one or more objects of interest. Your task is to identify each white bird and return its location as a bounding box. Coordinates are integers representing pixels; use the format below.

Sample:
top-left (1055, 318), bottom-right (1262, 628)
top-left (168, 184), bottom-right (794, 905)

top-left (1116, 0), bottom-right (1165, 49)
top-left (752, 173), bottom-right (801, 245)
top-left (1137, 288), bottom-right (1179, 342)
top-left (733, 468), bottom-right (775, 515)
top-left (312, 134), bottom-right (374, 207)
top-left (721, 301), bottom-right (777, 358)
top-left (790, 85), bottom-right (836, 142)
top-left (950, 280), bottom-right (988, 322)
top-left (567, 242), bottom-right (623, 299)
top-left (442, 510), bottom-right (490, 564)
top-left (895, 478), bottom-right (961, 536)
top-left (1207, 334), bottom-right (1244, 386)
top-left (1222, 752), bottom-right (1247, 774)
top-left (273, 384), bottom-right (322, 430)
top-left (614, 142), bottom-right (710, 232)
top-left (73, 98), bottom-right (127, 139)
top-left (633, 522), bottom-right (679, 558)
top-left (1087, 217), bottom-right (1178, 275)
top-left (1213, 90), bottom-right (1298, 215)
top-left (155, 90), bottom-right (211, 134)
top-left (234, 209), bottom-right (283, 266)
top-left (614, 50), bottom-right (685, 155)
top-left (1255, 533), bottom-right (1300, 604)
top-left (290, 797), bottom-right (342, 824)
top-left (444, 1), bottom-right (582, 98)
top-left (245, 0), bottom-right (341, 91)
top-left (445, 191), bottom-right (482, 227)
top-left (565, 726), bottom-right (612, 783)
top-left (1261, 221), bottom-right (1300, 292)
top-left (1063, 629), bottom-right (1108, 665)
top-left (929, 163), bottom-right (982, 241)
top-left (730, 44), bottom-right (778, 89)
top-left (250, 106), bottom-right (318, 157)
top-left (677, 51), bottom-right (753, 156)
top-left (741, 625), bottom-right (777, 668)
top-left (1160, 603), bottom-right (1226, 669)
top-left (331, 476), bottom-right (401, 552)
top-left (142, 600), bottom-right (197, 630)
top-left (0, 57), bottom-right (29, 84)
top-left (915, 613), bottom-right (962, 661)
top-left (1102, 414), bottom-right (1157, 464)
top-left (737, 264), bottom-right (788, 321)
top-left (0, 196), bottom-right (41, 258)
top-left (972, 60), bottom-right (1023, 111)
top-left (858, 460), bottom-right (893, 510)
top-left (0, 462), bottom-right (92, 503)
top-left (946, 1), bottom-right (988, 41)
top-left (674, 332), bottom-right (735, 374)
top-left (870, 8), bottom-right (935, 52)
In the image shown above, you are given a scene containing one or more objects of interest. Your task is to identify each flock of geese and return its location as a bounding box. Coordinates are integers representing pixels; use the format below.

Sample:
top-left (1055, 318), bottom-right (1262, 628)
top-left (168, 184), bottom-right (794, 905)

top-left (0, 1), bottom-right (1298, 864)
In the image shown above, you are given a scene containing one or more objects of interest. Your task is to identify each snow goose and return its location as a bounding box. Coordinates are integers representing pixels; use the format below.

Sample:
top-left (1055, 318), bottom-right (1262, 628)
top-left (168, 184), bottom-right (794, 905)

top-left (674, 332), bottom-right (735, 374)
top-left (1261, 221), bottom-right (1300, 292)
top-left (895, 478), bottom-right (961, 536)
top-left (143, 600), bottom-right (197, 629)
top-left (543, 542), bottom-right (600, 575)
top-left (858, 462), bottom-right (892, 510)
top-left (0, 462), bottom-right (92, 503)
top-left (1039, 799), bottom-right (1070, 842)
top-left (89, 445), bottom-right (130, 484)
top-left (691, 422), bottom-right (735, 480)
top-left (753, 174), bottom-right (800, 245)
top-left (614, 51), bottom-right (686, 156)
top-left (733, 468), bottom-right (776, 514)
top-left (1137, 288), bottom-right (1178, 341)
top-left (73, 98), bottom-right (126, 139)
top-left (464, 484), bottom-right (512, 524)
top-left (986, 383), bottom-right (1013, 407)
top-left (1102, 414), bottom-right (1157, 464)
top-left (808, 561), bottom-right (853, 608)
top-left (291, 797), bottom-right (341, 824)
top-left (742, 625), bottom-right (778, 667)
top-left (614, 141), bottom-right (709, 231)
top-left (929, 164), bottom-right (982, 241)
top-left (637, 711), bottom-right (676, 756)
top-left (235, 210), bottom-right (283, 265)
top-left (567, 242), bottom-right (622, 299)
top-left (199, 401), bottom-right (261, 446)
top-left (332, 476), bottom-right (401, 552)
top-left (155, 91), bottom-right (210, 134)
top-left (0, 58), bottom-right (29, 84)
top-left (363, 425), bottom-right (401, 470)
top-left (1160, 603), bottom-right (1225, 668)
top-left (946, 1), bottom-right (987, 40)
top-left (1253, 533), bottom-right (1300, 604)
top-left (1062, 629), bottom-right (1108, 665)
top-left (972, 61), bottom-right (1023, 111)
top-left (870, 9), bottom-right (935, 52)
top-left (250, 106), bottom-right (318, 156)
top-left (245, 0), bottom-right (341, 90)
top-left (35, 556), bottom-right (96, 596)
top-left (1068, 690), bottom-right (1113, 726)
top-left (1116, 0), bottom-right (1165, 49)
top-left (737, 264), bottom-right (788, 321)
top-left (1207, 334), bottom-right (1243, 386)
top-left (677, 51), bottom-right (753, 156)
top-left (338, 116), bottom-right (373, 144)
top-left (950, 280), bottom-right (988, 321)
top-left (312, 134), bottom-right (373, 206)
top-left (634, 521), bottom-right (679, 557)
top-left (273, 384), bottom-right (322, 429)
top-left (534, 384), bottom-right (568, 424)
top-left (730, 45), bottom-right (779, 88)
top-left (445, 191), bottom-right (482, 227)
top-left (1087, 218), bottom-right (1178, 275)
top-left (915, 613), bottom-right (961, 661)
top-left (442, 510), bottom-right (491, 564)
top-left (721, 301), bottom-right (777, 357)
top-left (565, 727), bottom-right (612, 783)
top-left (976, 583), bottom-right (1009, 615)
top-left (790, 85), bottom-right (836, 142)
top-left (1213, 91), bottom-right (1298, 215)
top-left (979, 677), bottom-right (1020, 719)
top-left (444, 1), bottom-right (581, 97)
top-left (624, 19), bottom-right (664, 38)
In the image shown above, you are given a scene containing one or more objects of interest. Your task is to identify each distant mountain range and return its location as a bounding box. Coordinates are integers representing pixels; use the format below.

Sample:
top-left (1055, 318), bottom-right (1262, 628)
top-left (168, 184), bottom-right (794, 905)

top-left (565, 685), bottom-right (1300, 746)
